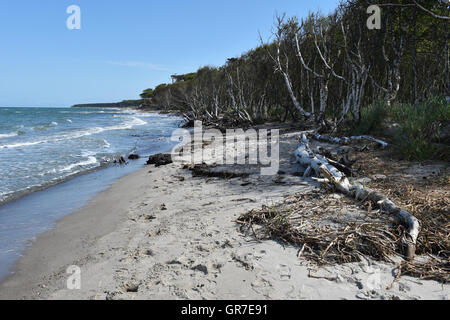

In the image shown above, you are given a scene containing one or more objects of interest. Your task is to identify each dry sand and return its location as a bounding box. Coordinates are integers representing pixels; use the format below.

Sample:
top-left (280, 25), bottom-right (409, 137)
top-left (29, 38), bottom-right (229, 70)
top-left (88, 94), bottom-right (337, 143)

top-left (0, 129), bottom-right (448, 300)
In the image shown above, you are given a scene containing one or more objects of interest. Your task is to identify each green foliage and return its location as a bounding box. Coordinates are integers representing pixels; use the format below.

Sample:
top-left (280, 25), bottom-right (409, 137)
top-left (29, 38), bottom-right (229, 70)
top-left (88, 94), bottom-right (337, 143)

top-left (154, 83), bottom-right (168, 92)
top-left (351, 100), bottom-right (388, 136)
top-left (391, 96), bottom-right (450, 160)
top-left (171, 72), bottom-right (196, 83)
top-left (140, 88), bottom-right (154, 99)
top-left (120, 99), bottom-right (142, 105)
top-left (134, 1), bottom-right (448, 130)
top-left (349, 96), bottom-right (449, 160)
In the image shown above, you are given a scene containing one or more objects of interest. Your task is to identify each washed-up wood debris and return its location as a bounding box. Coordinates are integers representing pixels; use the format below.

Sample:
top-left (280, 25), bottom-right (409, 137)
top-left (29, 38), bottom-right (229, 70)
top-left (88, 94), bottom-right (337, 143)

top-left (237, 189), bottom-right (448, 282)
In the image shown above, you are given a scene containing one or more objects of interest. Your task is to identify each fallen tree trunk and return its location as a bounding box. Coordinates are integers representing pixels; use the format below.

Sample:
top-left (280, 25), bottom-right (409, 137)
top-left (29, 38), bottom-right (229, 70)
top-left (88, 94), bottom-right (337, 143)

top-left (311, 133), bottom-right (388, 149)
top-left (146, 153), bottom-right (173, 167)
top-left (295, 134), bottom-right (419, 260)
top-left (188, 164), bottom-right (250, 179)
top-left (314, 146), bottom-right (354, 176)
top-left (295, 135), bottom-right (352, 190)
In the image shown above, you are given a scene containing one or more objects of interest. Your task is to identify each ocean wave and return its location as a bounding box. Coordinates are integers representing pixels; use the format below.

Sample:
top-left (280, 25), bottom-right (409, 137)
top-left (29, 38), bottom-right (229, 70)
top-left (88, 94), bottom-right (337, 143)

top-left (32, 121), bottom-right (58, 131)
top-left (37, 168), bottom-right (57, 177)
top-left (0, 140), bottom-right (46, 149)
top-left (0, 132), bottom-right (18, 139)
top-left (0, 155), bottom-right (102, 204)
top-left (58, 156), bottom-right (98, 173)
top-left (129, 117), bottom-right (147, 126)
top-left (76, 110), bottom-right (120, 115)
top-left (61, 116), bottom-right (147, 138)
top-left (0, 116), bottom-right (147, 149)
top-left (78, 111), bottom-right (104, 114)
top-left (36, 155), bottom-right (98, 177)
top-left (102, 139), bottom-right (111, 148)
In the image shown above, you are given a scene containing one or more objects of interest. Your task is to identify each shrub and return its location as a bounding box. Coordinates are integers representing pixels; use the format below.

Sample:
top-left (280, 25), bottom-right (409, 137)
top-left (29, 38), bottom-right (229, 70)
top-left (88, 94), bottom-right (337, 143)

top-left (347, 96), bottom-right (449, 160)
top-left (391, 96), bottom-right (450, 160)
top-left (350, 100), bottom-right (387, 136)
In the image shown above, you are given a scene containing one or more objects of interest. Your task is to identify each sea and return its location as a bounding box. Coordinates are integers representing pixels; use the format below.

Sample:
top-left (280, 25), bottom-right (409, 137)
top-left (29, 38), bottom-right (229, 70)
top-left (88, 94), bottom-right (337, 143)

top-left (0, 106), bottom-right (183, 280)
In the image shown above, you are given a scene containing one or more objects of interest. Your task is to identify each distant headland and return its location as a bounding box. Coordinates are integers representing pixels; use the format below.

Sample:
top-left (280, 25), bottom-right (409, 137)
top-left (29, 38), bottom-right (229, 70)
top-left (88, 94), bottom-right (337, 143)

top-left (71, 99), bottom-right (143, 108)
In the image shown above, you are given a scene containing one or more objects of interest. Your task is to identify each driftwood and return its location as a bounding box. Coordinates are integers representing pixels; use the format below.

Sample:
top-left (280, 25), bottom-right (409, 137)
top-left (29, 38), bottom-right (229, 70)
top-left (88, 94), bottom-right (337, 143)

top-left (188, 164), bottom-right (250, 179)
top-left (294, 134), bottom-right (419, 260)
top-left (128, 154), bottom-right (140, 160)
top-left (146, 153), bottom-right (173, 167)
top-left (315, 146), bottom-right (354, 176)
top-left (311, 133), bottom-right (388, 149)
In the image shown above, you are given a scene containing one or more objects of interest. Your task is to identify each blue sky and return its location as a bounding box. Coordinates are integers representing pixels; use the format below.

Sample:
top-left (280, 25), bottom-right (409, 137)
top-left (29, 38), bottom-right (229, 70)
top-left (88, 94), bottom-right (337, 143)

top-left (0, 0), bottom-right (340, 107)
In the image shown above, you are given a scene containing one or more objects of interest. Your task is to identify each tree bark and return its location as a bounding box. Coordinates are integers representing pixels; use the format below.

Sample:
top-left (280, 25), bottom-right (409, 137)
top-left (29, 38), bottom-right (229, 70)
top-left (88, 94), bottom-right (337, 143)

top-left (311, 133), bottom-right (388, 149)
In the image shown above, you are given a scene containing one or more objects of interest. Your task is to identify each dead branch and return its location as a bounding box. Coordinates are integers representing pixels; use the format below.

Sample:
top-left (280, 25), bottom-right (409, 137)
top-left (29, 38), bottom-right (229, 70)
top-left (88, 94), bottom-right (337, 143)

top-left (294, 134), bottom-right (419, 259)
top-left (311, 133), bottom-right (388, 149)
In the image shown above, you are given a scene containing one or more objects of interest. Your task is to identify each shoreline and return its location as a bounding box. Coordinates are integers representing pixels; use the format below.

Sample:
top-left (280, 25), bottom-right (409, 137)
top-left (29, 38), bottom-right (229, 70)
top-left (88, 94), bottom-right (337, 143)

top-left (0, 163), bottom-right (109, 207)
top-left (0, 127), bottom-right (447, 300)
top-left (0, 107), bottom-right (184, 207)
top-left (0, 156), bottom-right (151, 282)
top-left (0, 165), bottom-right (150, 299)
top-left (0, 108), bottom-right (182, 281)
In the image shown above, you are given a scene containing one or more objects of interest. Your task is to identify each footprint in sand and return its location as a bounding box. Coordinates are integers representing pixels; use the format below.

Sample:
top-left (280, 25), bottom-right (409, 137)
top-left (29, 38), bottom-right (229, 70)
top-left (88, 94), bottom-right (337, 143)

top-left (277, 264), bottom-right (291, 280)
top-left (138, 249), bottom-right (154, 257)
top-left (251, 277), bottom-right (273, 297)
top-left (121, 282), bottom-right (140, 293)
top-left (140, 214), bottom-right (156, 222)
top-left (253, 250), bottom-right (267, 259)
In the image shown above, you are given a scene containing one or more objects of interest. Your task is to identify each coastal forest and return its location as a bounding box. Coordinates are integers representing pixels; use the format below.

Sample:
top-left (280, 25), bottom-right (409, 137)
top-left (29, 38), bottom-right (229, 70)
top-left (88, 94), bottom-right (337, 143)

top-left (138, 0), bottom-right (449, 160)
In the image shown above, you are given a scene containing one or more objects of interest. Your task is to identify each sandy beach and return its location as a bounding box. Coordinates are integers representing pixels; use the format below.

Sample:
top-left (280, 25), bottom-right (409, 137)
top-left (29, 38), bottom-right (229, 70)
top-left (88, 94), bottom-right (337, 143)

top-left (0, 128), bottom-right (448, 300)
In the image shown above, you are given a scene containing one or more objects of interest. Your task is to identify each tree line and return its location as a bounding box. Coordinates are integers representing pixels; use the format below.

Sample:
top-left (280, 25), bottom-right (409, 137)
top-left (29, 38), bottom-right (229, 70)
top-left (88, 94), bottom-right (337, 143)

top-left (139, 0), bottom-right (449, 131)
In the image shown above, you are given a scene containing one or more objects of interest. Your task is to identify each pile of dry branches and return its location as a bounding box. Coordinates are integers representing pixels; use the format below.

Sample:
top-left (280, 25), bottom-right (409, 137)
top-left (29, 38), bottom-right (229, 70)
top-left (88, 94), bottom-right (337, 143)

top-left (237, 189), bottom-right (449, 282)
top-left (367, 177), bottom-right (449, 280)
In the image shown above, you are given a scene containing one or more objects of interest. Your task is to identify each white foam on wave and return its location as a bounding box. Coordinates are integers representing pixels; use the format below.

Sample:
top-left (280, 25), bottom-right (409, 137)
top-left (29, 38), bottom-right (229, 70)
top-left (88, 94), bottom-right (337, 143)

top-left (129, 117), bottom-right (147, 126)
top-left (0, 132), bottom-right (18, 139)
top-left (102, 139), bottom-right (111, 148)
top-left (135, 112), bottom-right (158, 118)
top-left (32, 121), bottom-right (58, 131)
top-left (58, 156), bottom-right (98, 173)
top-left (37, 168), bottom-right (57, 177)
top-left (77, 110), bottom-right (117, 115)
top-left (0, 140), bottom-right (46, 149)
top-left (0, 114), bottom-right (148, 150)
top-left (120, 109), bottom-right (137, 114)
top-left (33, 155), bottom-right (99, 179)
top-left (63, 116), bottom-right (146, 138)
top-left (78, 111), bottom-right (100, 114)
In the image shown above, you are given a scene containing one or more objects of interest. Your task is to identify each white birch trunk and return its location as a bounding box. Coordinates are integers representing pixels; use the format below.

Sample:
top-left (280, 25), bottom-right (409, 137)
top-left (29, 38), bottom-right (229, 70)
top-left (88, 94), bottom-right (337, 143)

top-left (311, 133), bottom-right (388, 149)
top-left (294, 134), bottom-right (418, 259)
